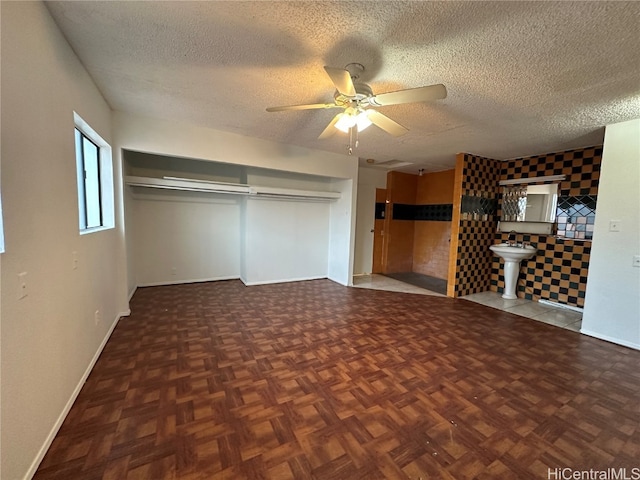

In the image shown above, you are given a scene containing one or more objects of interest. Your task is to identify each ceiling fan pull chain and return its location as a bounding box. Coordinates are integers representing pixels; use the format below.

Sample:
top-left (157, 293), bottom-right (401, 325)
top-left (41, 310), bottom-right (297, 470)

top-left (347, 127), bottom-right (354, 155)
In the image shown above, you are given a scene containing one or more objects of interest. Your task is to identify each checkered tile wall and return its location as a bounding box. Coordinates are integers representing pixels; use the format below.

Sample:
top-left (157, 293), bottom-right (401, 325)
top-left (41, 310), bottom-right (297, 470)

top-left (490, 235), bottom-right (591, 307)
top-left (491, 145), bottom-right (602, 307)
top-left (452, 154), bottom-right (501, 297)
top-left (501, 146), bottom-right (602, 196)
top-left (451, 147), bottom-right (602, 305)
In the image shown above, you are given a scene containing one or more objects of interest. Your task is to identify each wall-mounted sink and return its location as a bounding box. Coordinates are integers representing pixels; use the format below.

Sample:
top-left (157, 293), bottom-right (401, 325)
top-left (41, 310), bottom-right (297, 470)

top-left (490, 243), bottom-right (537, 262)
top-left (490, 243), bottom-right (537, 299)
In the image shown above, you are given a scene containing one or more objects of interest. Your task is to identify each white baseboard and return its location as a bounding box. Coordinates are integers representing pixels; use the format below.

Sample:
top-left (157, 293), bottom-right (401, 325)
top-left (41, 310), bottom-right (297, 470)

top-left (579, 328), bottom-right (640, 351)
top-left (137, 275), bottom-right (332, 289)
top-left (241, 275), bottom-right (326, 286)
top-left (538, 299), bottom-right (583, 314)
top-left (128, 285), bottom-right (137, 301)
top-left (25, 311), bottom-right (125, 480)
top-left (328, 274), bottom-right (350, 287)
top-left (137, 275), bottom-right (239, 288)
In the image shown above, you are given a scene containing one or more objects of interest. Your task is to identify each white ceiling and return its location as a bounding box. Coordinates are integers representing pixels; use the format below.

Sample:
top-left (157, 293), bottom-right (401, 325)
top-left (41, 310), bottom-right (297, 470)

top-left (45, 1), bottom-right (640, 173)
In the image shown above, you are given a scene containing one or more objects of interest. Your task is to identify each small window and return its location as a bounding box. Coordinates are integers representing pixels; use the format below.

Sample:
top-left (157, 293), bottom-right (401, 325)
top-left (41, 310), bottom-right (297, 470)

top-left (74, 112), bottom-right (114, 233)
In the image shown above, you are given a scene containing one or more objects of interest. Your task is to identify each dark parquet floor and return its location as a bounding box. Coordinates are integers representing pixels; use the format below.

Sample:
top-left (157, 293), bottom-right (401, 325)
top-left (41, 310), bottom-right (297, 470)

top-left (34, 280), bottom-right (640, 479)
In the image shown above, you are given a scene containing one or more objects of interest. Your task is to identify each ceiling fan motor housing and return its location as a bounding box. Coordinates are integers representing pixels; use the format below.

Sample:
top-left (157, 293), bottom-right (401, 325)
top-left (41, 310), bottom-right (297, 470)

top-left (334, 82), bottom-right (374, 106)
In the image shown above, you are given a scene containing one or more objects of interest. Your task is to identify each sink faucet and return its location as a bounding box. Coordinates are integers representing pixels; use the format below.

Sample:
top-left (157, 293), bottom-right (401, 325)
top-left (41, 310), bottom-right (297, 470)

top-left (508, 230), bottom-right (517, 245)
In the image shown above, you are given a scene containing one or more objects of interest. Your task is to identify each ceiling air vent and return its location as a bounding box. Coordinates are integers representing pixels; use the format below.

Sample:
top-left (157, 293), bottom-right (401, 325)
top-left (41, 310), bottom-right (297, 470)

top-left (371, 159), bottom-right (414, 170)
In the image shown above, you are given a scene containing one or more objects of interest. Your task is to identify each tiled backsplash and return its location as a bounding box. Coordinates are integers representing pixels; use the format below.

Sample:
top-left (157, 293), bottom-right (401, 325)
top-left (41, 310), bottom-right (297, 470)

top-left (393, 204), bottom-right (453, 221)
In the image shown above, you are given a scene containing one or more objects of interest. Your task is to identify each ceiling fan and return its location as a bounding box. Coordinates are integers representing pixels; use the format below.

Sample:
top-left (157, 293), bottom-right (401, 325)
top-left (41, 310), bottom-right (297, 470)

top-left (266, 63), bottom-right (447, 151)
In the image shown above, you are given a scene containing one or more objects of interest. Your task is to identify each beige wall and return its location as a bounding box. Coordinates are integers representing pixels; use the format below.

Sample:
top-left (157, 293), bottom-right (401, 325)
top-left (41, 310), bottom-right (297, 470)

top-left (354, 168), bottom-right (387, 275)
top-left (1, 3), bottom-right (130, 479)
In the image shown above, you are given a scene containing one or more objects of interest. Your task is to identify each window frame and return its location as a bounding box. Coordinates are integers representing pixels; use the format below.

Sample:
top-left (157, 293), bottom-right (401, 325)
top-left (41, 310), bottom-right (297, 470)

top-left (74, 112), bottom-right (114, 235)
top-left (76, 128), bottom-right (104, 229)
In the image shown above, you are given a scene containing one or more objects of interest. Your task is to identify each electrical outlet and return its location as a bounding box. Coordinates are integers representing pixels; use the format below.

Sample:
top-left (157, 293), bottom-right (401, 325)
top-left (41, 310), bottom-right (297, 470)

top-left (94, 309), bottom-right (101, 325)
top-left (18, 272), bottom-right (28, 300)
top-left (171, 267), bottom-right (177, 276)
top-left (609, 220), bottom-right (621, 232)
top-left (72, 251), bottom-right (78, 270)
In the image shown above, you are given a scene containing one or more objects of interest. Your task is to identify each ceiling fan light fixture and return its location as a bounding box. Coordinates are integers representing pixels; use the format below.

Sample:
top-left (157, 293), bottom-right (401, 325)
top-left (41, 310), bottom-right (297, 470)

top-left (334, 112), bottom-right (357, 133)
top-left (335, 109), bottom-right (372, 133)
top-left (355, 110), bottom-right (372, 131)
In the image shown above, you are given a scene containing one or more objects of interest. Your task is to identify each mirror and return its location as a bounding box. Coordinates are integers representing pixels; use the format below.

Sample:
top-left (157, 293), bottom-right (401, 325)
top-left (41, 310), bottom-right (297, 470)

top-left (501, 184), bottom-right (558, 223)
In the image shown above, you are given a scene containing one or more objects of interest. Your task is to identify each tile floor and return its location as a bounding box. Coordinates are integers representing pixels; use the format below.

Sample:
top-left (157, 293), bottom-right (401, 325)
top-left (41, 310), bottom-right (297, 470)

top-left (352, 274), bottom-right (582, 332)
top-left (461, 290), bottom-right (583, 332)
top-left (352, 273), bottom-right (446, 297)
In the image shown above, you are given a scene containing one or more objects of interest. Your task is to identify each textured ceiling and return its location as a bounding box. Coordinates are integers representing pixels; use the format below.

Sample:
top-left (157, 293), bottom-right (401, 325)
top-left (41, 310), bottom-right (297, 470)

top-left (45, 1), bottom-right (640, 173)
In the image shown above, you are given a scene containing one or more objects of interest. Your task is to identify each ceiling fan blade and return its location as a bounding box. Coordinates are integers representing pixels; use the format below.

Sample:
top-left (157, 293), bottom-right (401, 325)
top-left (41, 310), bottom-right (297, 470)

top-left (324, 67), bottom-right (356, 97)
top-left (266, 103), bottom-right (339, 112)
top-left (370, 84), bottom-right (447, 106)
top-left (367, 110), bottom-right (409, 137)
top-left (318, 114), bottom-right (341, 139)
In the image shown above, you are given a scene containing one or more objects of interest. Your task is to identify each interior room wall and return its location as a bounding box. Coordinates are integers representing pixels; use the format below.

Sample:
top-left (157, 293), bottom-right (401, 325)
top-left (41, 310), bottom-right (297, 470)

top-left (124, 185), bottom-right (137, 298)
top-left (413, 170), bottom-right (455, 280)
top-left (242, 167), bottom-right (339, 285)
top-left (328, 179), bottom-right (357, 286)
top-left (383, 171), bottom-right (418, 273)
top-left (113, 112), bottom-right (357, 179)
top-left (1, 3), bottom-right (129, 479)
top-left (132, 189), bottom-right (242, 286)
top-left (245, 167), bottom-right (334, 191)
top-left (582, 118), bottom-right (640, 350)
top-left (242, 197), bottom-right (330, 285)
top-left (354, 167), bottom-right (387, 275)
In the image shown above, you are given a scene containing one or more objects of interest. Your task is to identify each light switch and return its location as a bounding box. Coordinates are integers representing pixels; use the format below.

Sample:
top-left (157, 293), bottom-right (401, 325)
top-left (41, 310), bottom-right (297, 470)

top-left (609, 220), bottom-right (621, 232)
top-left (633, 255), bottom-right (640, 268)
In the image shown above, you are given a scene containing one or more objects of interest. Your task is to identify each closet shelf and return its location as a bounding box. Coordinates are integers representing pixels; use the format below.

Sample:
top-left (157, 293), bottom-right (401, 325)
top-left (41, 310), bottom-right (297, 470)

top-left (124, 176), bottom-right (341, 201)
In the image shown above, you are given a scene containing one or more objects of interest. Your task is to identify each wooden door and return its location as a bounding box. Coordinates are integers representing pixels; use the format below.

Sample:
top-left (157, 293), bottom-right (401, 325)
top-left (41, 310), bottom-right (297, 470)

top-left (372, 188), bottom-right (387, 273)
